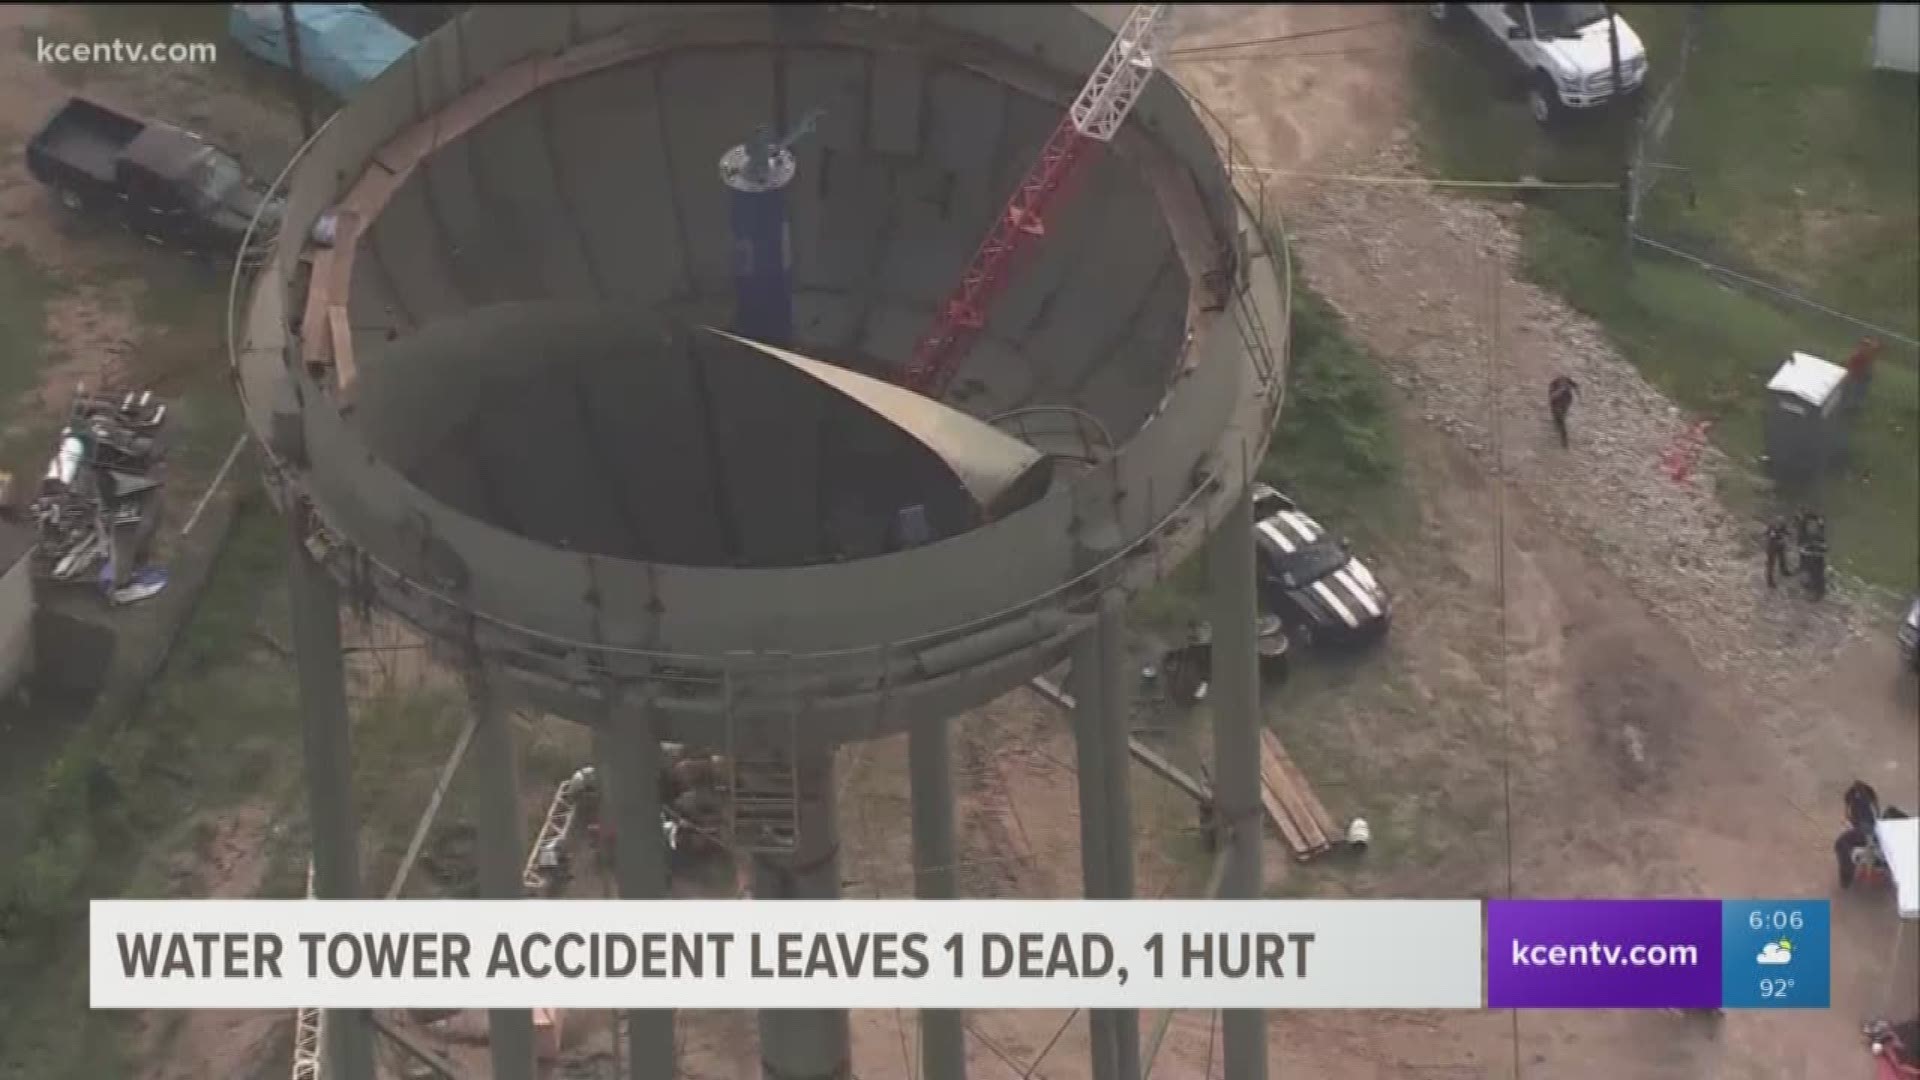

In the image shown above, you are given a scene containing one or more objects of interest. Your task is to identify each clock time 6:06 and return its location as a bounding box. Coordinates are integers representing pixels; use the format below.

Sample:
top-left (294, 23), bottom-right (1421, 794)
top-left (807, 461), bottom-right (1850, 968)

top-left (1748, 910), bottom-right (1804, 932)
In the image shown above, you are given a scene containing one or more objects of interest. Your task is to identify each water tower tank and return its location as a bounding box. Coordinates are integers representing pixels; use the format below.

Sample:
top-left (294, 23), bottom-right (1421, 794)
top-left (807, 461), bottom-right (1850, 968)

top-left (231, 5), bottom-right (1287, 1077)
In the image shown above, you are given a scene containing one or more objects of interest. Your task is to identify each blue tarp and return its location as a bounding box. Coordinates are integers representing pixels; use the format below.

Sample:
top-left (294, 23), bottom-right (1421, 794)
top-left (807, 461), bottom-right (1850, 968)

top-left (227, 4), bottom-right (417, 100)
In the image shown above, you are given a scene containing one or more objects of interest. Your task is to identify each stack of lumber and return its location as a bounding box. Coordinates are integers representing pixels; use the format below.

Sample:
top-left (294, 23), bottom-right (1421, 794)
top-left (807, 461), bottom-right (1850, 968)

top-left (1258, 729), bottom-right (1341, 862)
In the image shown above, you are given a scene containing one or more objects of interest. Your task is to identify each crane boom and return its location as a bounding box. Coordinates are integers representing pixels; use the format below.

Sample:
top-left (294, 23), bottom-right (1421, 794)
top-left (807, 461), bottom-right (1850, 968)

top-left (900, 4), bottom-right (1170, 397)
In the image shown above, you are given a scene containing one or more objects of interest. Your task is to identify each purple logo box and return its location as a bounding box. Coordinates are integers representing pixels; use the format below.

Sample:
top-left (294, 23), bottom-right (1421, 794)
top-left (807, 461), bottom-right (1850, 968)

top-left (1487, 900), bottom-right (1722, 1009)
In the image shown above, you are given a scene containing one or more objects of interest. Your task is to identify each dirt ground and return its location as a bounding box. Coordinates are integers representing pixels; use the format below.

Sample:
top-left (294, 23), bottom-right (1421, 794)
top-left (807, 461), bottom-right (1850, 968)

top-left (1209, 6), bottom-right (1917, 1078)
top-left (821, 4), bottom-right (1915, 1078)
top-left (11, 3), bottom-right (1914, 1078)
top-left (0, 7), bottom-right (304, 1080)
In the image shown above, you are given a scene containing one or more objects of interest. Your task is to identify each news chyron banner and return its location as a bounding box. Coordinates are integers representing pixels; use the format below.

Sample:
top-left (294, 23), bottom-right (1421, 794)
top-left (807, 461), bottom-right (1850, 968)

top-left (1486, 898), bottom-right (1830, 1010)
top-left (89, 898), bottom-right (1831, 1011)
top-left (92, 900), bottom-right (1483, 1010)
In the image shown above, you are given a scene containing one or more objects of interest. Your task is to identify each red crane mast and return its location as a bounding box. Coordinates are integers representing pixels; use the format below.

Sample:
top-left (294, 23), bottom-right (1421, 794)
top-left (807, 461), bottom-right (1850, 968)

top-left (899, 4), bottom-right (1172, 397)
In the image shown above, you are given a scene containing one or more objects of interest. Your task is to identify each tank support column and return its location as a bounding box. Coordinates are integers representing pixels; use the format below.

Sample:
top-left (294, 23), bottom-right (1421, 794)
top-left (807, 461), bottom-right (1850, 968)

top-left (1072, 592), bottom-right (1140, 1080)
top-left (596, 692), bottom-right (675, 1079)
top-left (1207, 489), bottom-right (1268, 1080)
top-left (466, 659), bottom-right (535, 1080)
top-left (910, 717), bottom-right (965, 1080)
top-left (286, 516), bottom-right (376, 1080)
top-left (755, 745), bottom-right (852, 1080)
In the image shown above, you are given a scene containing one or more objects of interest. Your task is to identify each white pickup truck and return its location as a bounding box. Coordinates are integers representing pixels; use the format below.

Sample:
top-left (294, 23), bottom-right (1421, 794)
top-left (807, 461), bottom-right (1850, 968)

top-left (1432, 3), bottom-right (1649, 125)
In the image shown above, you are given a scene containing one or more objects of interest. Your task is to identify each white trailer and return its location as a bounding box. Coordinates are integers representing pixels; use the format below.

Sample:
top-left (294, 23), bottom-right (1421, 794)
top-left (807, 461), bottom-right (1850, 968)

top-left (1873, 3), bottom-right (1920, 74)
top-left (0, 520), bottom-right (36, 702)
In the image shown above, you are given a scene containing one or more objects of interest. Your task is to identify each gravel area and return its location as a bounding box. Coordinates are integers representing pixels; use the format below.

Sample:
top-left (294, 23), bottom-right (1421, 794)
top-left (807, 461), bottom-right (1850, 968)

top-left (1282, 132), bottom-right (1888, 713)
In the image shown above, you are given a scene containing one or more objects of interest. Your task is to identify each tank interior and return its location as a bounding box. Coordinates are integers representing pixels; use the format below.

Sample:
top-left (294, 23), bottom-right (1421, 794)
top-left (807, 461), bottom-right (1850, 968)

top-left (341, 38), bottom-right (1193, 568)
top-left (352, 305), bottom-right (989, 566)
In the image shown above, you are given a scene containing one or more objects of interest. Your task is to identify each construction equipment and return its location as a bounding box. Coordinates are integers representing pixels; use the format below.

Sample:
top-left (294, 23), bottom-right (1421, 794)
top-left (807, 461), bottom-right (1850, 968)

top-left (899, 4), bottom-right (1172, 397)
top-left (30, 384), bottom-right (169, 595)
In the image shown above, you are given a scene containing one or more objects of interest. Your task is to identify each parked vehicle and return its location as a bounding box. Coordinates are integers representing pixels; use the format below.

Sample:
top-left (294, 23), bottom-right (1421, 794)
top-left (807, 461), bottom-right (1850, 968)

top-left (26, 97), bottom-right (283, 262)
top-left (228, 4), bottom-right (417, 100)
top-left (1251, 483), bottom-right (1391, 646)
top-left (1899, 595), bottom-right (1919, 673)
top-left (1430, 3), bottom-right (1648, 125)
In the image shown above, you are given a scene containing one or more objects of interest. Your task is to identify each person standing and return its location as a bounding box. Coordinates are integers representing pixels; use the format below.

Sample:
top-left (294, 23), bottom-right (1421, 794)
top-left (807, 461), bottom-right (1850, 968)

top-left (1548, 375), bottom-right (1580, 449)
top-left (1763, 518), bottom-right (1793, 589)
top-left (1800, 519), bottom-right (1828, 600)
top-left (1844, 335), bottom-right (1881, 418)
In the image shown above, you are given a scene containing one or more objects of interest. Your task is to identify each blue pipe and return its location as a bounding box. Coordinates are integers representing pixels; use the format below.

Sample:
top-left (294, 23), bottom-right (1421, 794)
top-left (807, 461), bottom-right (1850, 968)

top-left (728, 181), bottom-right (795, 346)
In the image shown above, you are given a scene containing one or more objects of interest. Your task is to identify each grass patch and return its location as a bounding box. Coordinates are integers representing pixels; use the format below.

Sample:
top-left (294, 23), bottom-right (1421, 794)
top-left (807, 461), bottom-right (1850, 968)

top-left (0, 494), bottom-right (293, 1080)
top-left (1134, 271), bottom-right (1410, 629)
top-left (1259, 284), bottom-right (1409, 544)
top-left (1412, 6), bottom-right (1920, 593)
top-left (0, 499), bottom-right (573, 1074)
top-left (0, 247), bottom-right (62, 485)
top-left (0, 247), bottom-right (59, 412)
top-left (1636, 5), bottom-right (1919, 333)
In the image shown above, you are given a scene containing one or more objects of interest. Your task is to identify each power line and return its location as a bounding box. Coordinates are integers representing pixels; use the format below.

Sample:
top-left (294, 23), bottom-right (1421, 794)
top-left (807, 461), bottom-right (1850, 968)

top-left (1175, 39), bottom-right (1448, 64)
top-left (1229, 165), bottom-right (1619, 190)
top-left (1630, 232), bottom-right (1920, 350)
top-left (1486, 248), bottom-right (1525, 1080)
top-left (1169, 14), bottom-right (1409, 57)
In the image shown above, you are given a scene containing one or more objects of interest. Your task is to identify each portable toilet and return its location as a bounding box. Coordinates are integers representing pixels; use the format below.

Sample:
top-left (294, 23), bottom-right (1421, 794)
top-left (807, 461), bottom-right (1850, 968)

top-left (1764, 351), bottom-right (1849, 487)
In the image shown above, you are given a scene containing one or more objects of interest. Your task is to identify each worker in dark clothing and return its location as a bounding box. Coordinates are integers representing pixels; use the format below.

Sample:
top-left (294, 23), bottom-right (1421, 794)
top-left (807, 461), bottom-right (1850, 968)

top-left (1797, 510), bottom-right (1828, 599)
top-left (1763, 519), bottom-right (1793, 589)
top-left (1801, 531), bottom-right (1828, 600)
top-left (1795, 509), bottom-right (1825, 544)
top-left (1836, 824), bottom-right (1873, 888)
top-left (1846, 779), bottom-right (1882, 833)
top-left (1548, 376), bottom-right (1579, 448)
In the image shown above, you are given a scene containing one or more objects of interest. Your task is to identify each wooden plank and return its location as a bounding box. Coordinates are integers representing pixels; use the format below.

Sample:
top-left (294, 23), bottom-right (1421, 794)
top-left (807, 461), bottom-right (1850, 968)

top-left (1261, 731), bottom-right (1327, 851)
top-left (1023, 676), bottom-right (1321, 856)
top-left (1256, 767), bottom-right (1304, 854)
top-left (1126, 736), bottom-right (1211, 807)
top-left (1027, 677), bottom-right (1212, 809)
top-left (1256, 735), bottom-right (1315, 855)
top-left (1266, 731), bottom-right (1340, 843)
top-left (1283, 752), bottom-right (1341, 843)
top-left (1261, 732), bottom-right (1319, 847)
top-left (327, 304), bottom-right (357, 394)
top-left (298, 245), bottom-right (335, 365)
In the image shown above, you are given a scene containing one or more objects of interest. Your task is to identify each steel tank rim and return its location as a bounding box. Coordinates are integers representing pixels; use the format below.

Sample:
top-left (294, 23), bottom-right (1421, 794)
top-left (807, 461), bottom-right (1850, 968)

top-left (228, 4), bottom-right (1291, 736)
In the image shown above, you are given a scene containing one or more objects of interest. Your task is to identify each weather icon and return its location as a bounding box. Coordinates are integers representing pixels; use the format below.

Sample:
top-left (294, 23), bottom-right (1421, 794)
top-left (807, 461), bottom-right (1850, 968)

top-left (1756, 939), bottom-right (1794, 966)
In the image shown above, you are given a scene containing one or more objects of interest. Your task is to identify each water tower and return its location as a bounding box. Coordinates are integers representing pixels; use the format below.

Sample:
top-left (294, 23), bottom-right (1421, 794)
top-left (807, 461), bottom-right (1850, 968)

top-left (231, 4), bottom-right (1287, 1078)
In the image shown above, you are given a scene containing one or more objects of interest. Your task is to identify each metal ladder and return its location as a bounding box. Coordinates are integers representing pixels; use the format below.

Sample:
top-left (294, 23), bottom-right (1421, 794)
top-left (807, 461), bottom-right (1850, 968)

top-left (522, 768), bottom-right (588, 894)
top-left (723, 663), bottom-right (802, 857)
top-left (290, 862), bottom-right (323, 1080)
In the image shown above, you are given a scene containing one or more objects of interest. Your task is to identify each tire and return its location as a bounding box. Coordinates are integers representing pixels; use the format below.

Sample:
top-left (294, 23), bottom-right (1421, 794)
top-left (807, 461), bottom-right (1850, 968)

top-left (1528, 74), bottom-right (1561, 126)
top-left (56, 188), bottom-right (84, 212)
top-left (1261, 652), bottom-right (1291, 686)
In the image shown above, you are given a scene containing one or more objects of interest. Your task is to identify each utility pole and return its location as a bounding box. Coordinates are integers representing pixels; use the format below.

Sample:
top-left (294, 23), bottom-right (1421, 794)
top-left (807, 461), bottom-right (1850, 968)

top-left (1604, 4), bottom-right (1631, 278)
top-left (281, 2), bottom-right (316, 140)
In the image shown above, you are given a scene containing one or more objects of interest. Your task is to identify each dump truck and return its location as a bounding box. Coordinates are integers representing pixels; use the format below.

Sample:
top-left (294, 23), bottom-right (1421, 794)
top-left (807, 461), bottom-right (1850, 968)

top-left (25, 97), bottom-right (283, 262)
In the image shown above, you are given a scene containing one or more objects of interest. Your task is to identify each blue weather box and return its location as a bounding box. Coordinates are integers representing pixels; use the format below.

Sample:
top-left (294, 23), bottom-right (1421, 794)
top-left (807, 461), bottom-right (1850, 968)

top-left (1720, 900), bottom-right (1830, 1009)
